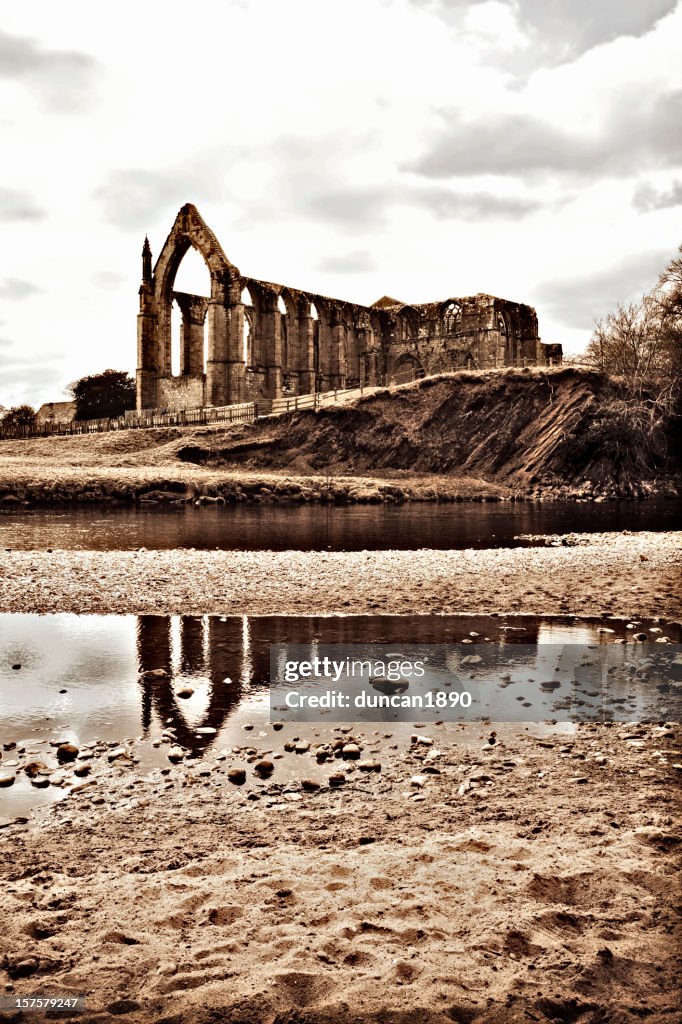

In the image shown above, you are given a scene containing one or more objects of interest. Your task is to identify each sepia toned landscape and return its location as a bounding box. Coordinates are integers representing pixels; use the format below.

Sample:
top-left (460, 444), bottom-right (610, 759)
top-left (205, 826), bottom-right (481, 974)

top-left (2, 2), bottom-right (682, 1022)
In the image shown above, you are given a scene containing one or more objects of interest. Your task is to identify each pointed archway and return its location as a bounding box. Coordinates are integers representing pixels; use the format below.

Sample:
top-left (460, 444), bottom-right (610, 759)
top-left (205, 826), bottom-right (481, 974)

top-left (136, 204), bottom-right (243, 411)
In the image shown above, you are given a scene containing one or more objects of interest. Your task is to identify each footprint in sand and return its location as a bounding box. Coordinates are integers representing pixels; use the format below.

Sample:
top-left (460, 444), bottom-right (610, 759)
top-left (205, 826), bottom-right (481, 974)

top-left (207, 905), bottom-right (244, 926)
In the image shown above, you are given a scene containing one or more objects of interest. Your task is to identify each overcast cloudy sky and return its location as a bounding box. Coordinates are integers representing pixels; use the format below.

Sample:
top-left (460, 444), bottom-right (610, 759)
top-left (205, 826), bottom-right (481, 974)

top-left (1, 0), bottom-right (681, 408)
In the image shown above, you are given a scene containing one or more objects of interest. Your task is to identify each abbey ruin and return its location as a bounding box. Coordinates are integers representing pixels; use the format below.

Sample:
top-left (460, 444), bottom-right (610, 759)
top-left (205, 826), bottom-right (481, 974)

top-left (136, 204), bottom-right (561, 412)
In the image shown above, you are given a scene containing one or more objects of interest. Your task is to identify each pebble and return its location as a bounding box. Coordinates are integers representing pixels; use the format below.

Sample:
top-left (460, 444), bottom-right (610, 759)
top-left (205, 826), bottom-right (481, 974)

top-left (227, 768), bottom-right (246, 785)
top-left (107, 747), bottom-right (128, 762)
top-left (174, 687), bottom-right (194, 699)
top-left (410, 775), bottom-right (428, 788)
top-left (195, 727), bottom-right (217, 735)
top-left (328, 772), bottom-right (346, 787)
top-left (357, 759), bottom-right (382, 772)
top-left (301, 778), bottom-right (320, 791)
top-left (0, 774), bottom-right (15, 787)
top-left (167, 747), bottom-right (185, 763)
top-left (342, 743), bottom-right (361, 759)
top-left (254, 760), bottom-right (274, 776)
top-left (294, 741), bottom-right (310, 753)
top-left (56, 743), bottom-right (79, 763)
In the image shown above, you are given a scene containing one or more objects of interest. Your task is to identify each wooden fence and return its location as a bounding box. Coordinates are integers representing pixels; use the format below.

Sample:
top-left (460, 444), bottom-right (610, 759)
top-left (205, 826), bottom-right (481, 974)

top-left (0, 401), bottom-right (257, 440)
top-left (0, 383), bottom-right (382, 440)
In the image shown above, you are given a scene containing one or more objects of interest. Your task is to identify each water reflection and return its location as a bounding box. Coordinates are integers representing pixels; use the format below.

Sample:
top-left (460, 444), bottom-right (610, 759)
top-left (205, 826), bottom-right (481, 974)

top-left (1, 613), bottom-right (680, 765)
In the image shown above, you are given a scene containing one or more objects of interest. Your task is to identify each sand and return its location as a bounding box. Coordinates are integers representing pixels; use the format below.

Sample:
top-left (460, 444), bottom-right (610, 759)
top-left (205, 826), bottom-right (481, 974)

top-left (1, 722), bottom-right (680, 1023)
top-left (1, 529), bottom-right (681, 1023)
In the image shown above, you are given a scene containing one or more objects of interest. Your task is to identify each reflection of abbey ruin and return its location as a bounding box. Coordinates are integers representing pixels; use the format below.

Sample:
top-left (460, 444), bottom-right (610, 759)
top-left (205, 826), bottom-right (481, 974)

top-left (135, 614), bottom-right (546, 754)
top-left (136, 204), bottom-right (562, 413)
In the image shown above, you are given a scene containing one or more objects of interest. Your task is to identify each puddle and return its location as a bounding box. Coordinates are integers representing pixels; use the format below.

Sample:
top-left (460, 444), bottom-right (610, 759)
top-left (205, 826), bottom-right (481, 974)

top-left (1, 612), bottom-right (679, 817)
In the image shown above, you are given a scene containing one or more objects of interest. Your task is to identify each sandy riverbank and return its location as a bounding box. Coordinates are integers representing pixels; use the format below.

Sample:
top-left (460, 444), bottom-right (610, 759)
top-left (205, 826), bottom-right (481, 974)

top-left (1, 531), bottom-right (680, 1022)
top-left (1, 722), bottom-right (680, 1023)
top-left (0, 532), bottom-right (680, 618)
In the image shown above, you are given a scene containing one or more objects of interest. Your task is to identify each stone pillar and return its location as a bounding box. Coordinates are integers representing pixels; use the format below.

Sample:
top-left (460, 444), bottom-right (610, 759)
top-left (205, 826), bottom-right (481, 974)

top-left (330, 322), bottom-right (347, 389)
top-left (137, 284), bottom-right (158, 412)
top-left (260, 291), bottom-right (282, 399)
top-left (205, 276), bottom-right (231, 407)
top-left (297, 300), bottom-right (315, 395)
top-left (225, 286), bottom-right (246, 404)
top-left (174, 293), bottom-right (208, 376)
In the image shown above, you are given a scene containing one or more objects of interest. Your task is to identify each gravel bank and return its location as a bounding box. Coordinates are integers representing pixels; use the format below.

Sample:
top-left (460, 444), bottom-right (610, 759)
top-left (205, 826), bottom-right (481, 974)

top-left (0, 532), bottom-right (680, 618)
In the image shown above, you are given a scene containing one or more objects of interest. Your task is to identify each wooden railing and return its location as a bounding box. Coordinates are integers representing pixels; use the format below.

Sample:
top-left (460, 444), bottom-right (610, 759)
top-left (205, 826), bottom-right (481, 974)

top-left (267, 383), bottom-right (379, 416)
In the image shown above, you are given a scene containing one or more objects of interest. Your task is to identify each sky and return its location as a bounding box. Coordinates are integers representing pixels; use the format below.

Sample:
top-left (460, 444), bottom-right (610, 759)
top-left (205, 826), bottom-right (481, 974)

top-left (0, 0), bottom-right (681, 409)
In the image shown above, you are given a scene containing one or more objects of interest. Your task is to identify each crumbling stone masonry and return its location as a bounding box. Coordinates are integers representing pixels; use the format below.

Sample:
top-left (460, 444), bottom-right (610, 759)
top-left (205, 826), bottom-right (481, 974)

top-left (137, 204), bottom-right (562, 412)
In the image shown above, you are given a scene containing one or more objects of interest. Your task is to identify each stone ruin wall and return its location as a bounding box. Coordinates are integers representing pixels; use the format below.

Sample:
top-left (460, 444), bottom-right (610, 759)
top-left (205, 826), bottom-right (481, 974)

top-left (136, 204), bottom-right (562, 413)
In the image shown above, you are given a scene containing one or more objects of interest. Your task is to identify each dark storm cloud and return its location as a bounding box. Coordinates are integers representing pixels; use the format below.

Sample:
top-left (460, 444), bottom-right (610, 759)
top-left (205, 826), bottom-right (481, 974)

top-left (536, 250), bottom-right (671, 330)
top-left (633, 180), bottom-right (682, 213)
top-left (0, 187), bottom-right (45, 221)
top-left (407, 89), bottom-right (682, 180)
top-left (0, 29), bottom-right (98, 112)
top-left (316, 251), bottom-right (378, 273)
top-left (94, 167), bottom-right (227, 230)
top-left (410, 0), bottom-right (678, 62)
top-left (0, 278), bottom-right (43, 300)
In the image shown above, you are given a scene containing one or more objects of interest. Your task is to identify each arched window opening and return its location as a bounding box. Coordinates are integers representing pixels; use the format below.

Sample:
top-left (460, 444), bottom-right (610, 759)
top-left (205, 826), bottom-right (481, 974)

top-left (170, 246), bottom-right (211, 378)
top-left (311, 303), bottom-right (320, 382)
top-left (443, 301), bottom-right (462, 335)
top-left (277, 295), bottom-right (288, 369)
top-left (241, 286), bottom-right (253, 365)
top-left (171, 301), bottom-right (182, 377)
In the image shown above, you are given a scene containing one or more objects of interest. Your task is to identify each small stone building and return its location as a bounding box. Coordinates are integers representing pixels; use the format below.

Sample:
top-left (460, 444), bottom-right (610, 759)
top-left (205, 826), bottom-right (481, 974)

top-left (36, 401), bottom-right (76, 424)
top-left (137, 204), bottom-right (561, 412)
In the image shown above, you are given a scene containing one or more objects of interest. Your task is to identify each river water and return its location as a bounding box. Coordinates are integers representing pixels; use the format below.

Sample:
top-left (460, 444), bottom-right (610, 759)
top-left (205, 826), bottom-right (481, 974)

top-left (1, 499), bottom-right (680, 551)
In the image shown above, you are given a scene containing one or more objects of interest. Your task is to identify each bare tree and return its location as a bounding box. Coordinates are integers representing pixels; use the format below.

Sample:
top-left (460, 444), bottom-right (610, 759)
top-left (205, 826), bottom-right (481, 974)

top-left (586, 246), bottom-right (682, 416)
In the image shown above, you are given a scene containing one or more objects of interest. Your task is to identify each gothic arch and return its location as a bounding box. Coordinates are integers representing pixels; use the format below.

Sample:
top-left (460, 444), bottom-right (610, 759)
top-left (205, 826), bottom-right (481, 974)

top-left (389, 352), bottom-right (424, 385)
top-left (152, 205), bottom-right (238, 378)
top-left (441, 300), bottom-right (462, 335)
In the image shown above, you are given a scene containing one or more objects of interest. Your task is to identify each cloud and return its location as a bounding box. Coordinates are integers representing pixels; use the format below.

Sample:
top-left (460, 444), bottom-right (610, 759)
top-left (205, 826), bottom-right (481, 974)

top-left (536, 249), bottom-right (671, 330)
top-left (265, 155), bottom-right (545, 228)
top-left (93, 166), bottom-right (228, 230)
top-left (409, 186), bottom-right (542, 219)
top-left (302, 186), bottom-right (392, 228)
top-left (91, 271), bottom-right (125, 289)
top-left (0, 337), bottom-right (14, 348)
top-left (406, 88), bottom-right (682, 180)
top-left (512, 0), bottom-right (678, 60)
top-left (317, 250), bottom-right (378, 273)
top-left (411, 0), bottom-right (678, 64)
top-left (632, 179), bottom-right (682, 212)
top-left (0, 357), bottom-right (64, 404)
top-left (0, 278), bottom-right (43, 300)
top-left (0, 28), bottom-right (98, 112)
top-left (0, 187), bottom-right (46, 221)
